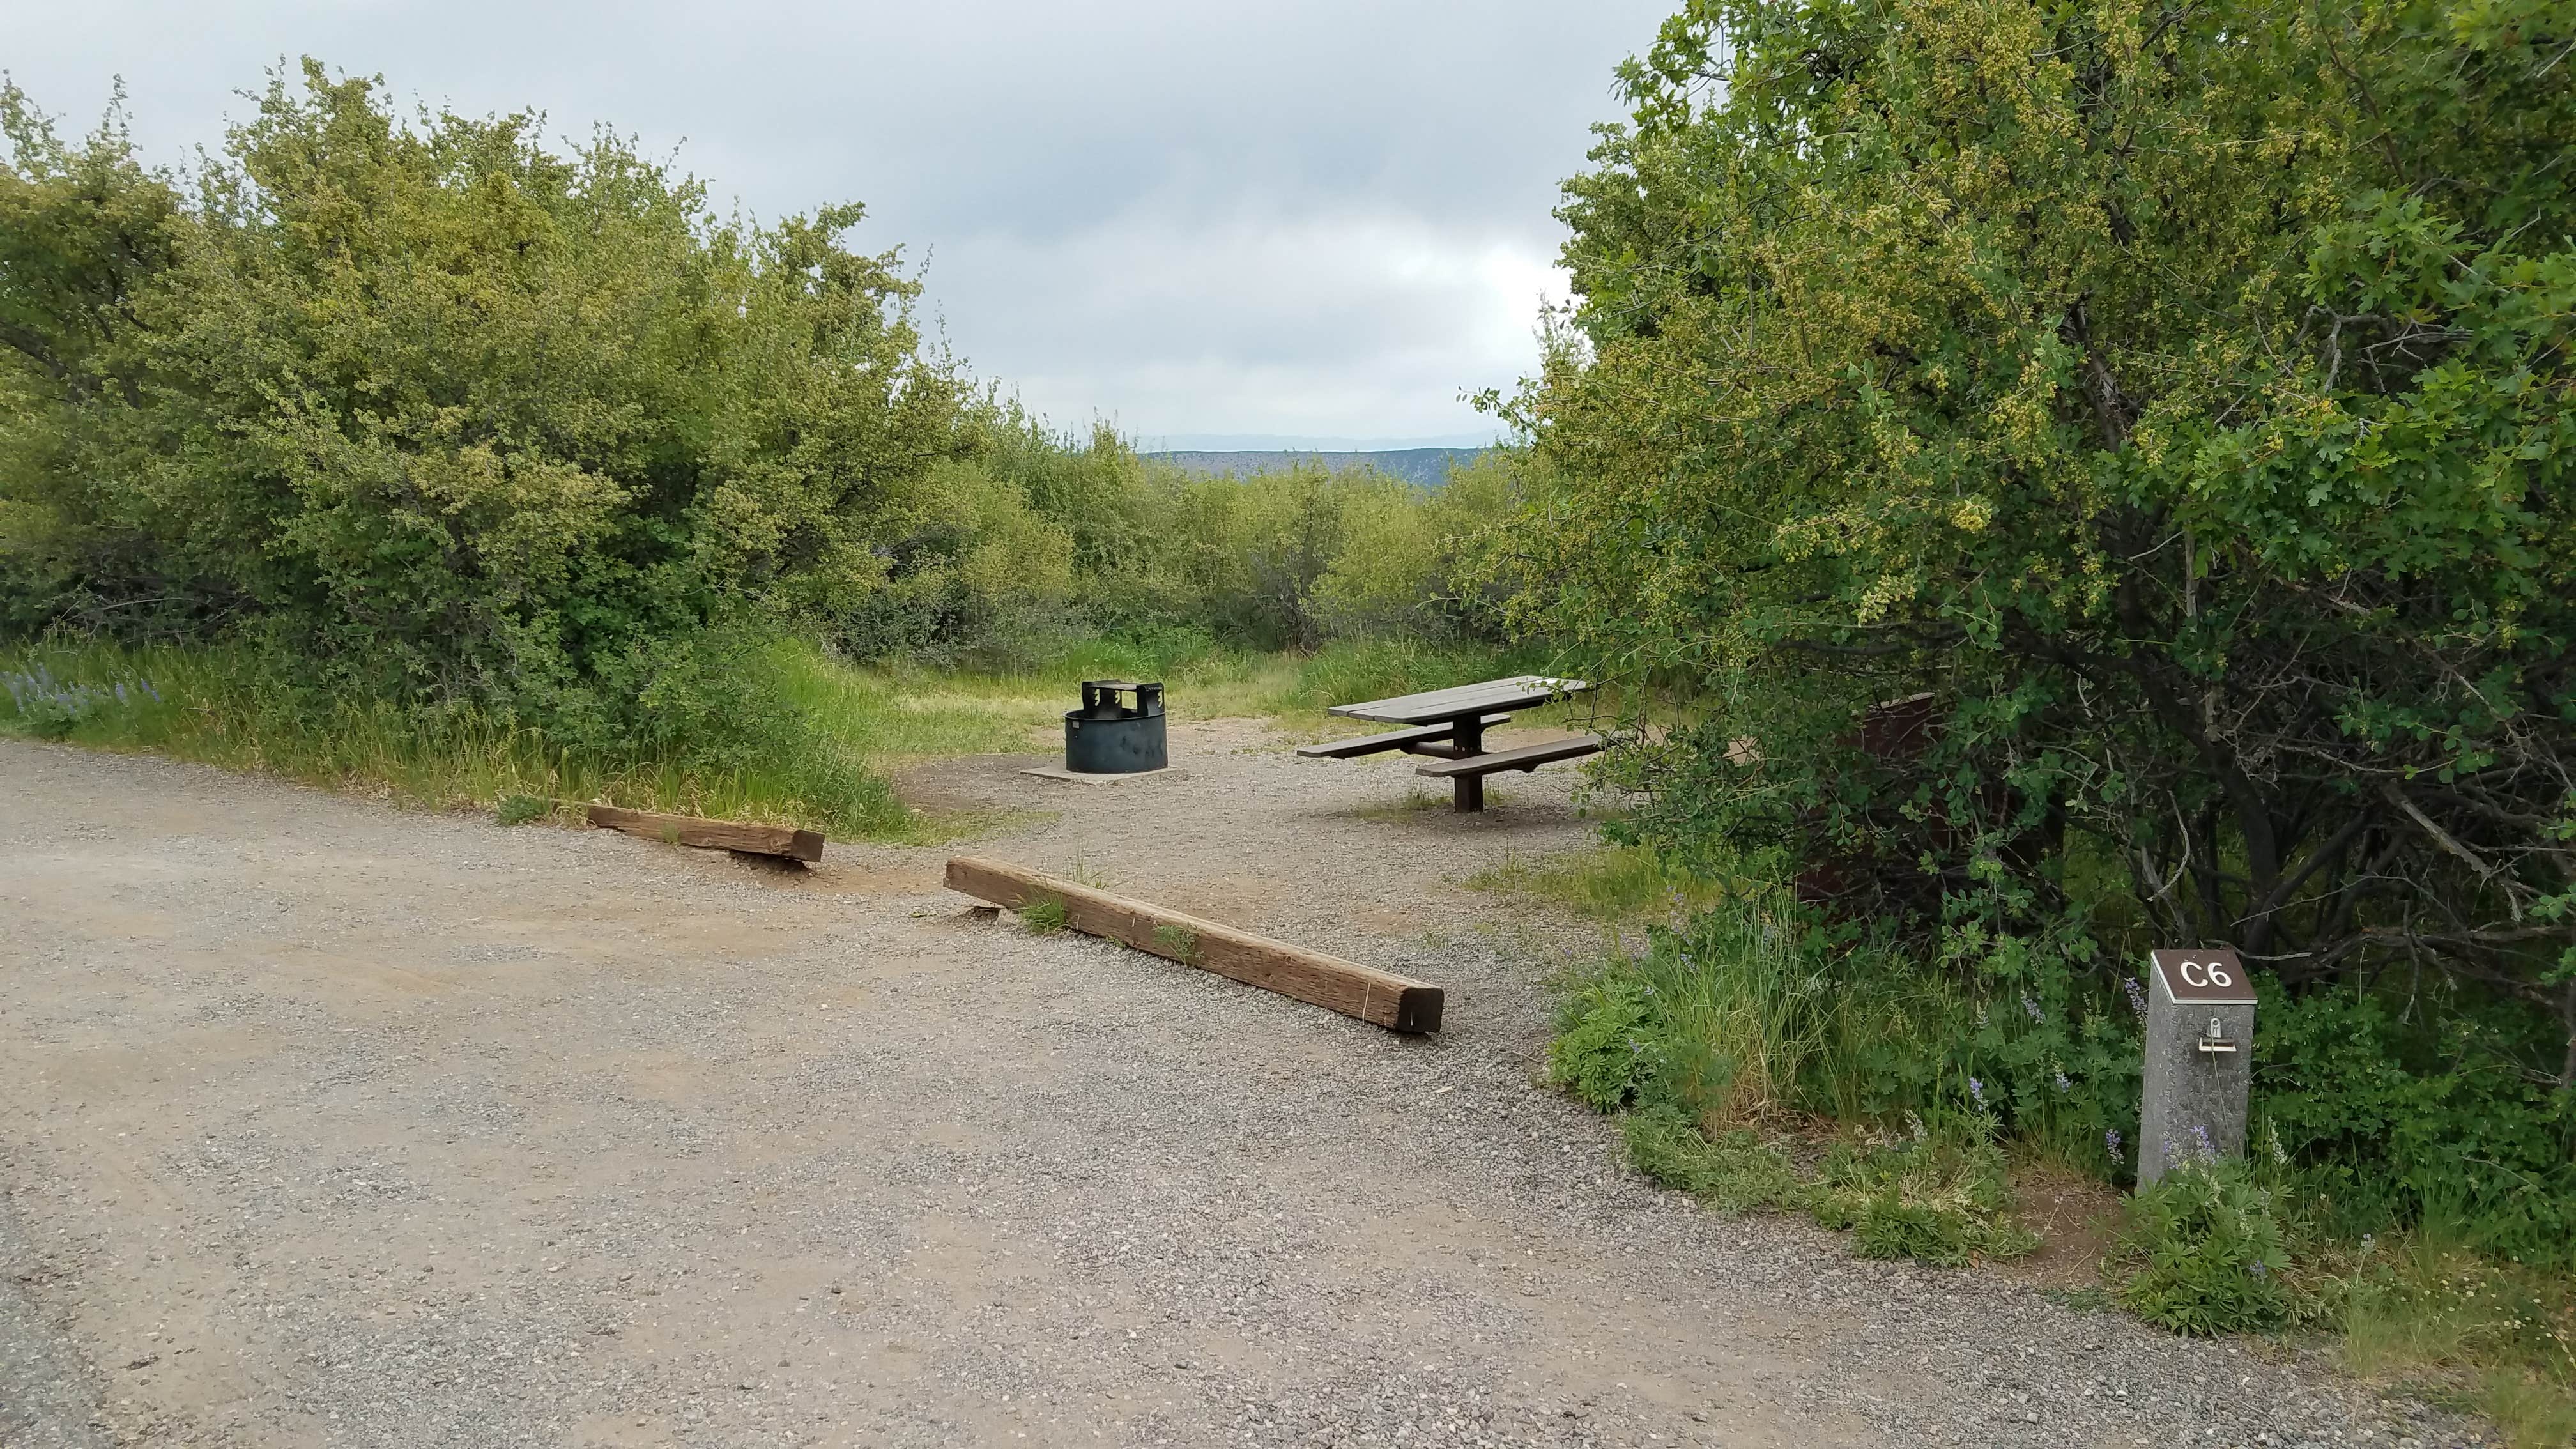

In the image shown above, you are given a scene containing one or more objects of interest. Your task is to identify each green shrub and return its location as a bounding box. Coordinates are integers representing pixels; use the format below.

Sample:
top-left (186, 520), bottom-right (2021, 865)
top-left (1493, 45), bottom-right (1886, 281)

top-left (494, 794), bottom-right (551, 826)
top-left (1549, 979), bottom-right (1666, 1112)
top-left (2117, 1162), bottom-right (2299, 1336)
top-left (1499, 0), bottom-right (2576, 1249)
top-left (3, 66), bottom-right (1526, 781)
top-left (2255, 984), bottom-right (2576, 1264)
top-left (912, 420), bottom-right (1528, 664)
top-left (3, 66), bottom-right (972, 749)
top-left (1546, 895), bottom-right (2145, 1164)
top-left (1, 663), bottom-right (156, 740)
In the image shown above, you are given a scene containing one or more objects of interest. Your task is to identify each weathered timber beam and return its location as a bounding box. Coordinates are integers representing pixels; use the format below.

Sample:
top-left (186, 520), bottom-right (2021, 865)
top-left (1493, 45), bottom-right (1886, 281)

top-left (942, 855), bottom-right (1443, 1033)
top-left (586, 804), bottom-right (825, 862)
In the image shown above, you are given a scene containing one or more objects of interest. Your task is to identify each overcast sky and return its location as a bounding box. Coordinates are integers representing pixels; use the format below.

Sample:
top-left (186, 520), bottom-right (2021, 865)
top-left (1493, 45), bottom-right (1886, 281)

top-left (12, 1), bottom-right (1671, 448)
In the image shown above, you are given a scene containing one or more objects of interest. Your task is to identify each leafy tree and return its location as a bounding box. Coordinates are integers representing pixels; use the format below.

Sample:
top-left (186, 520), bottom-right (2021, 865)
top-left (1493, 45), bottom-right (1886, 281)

top-left (1499, 0), bottom-right (2576, 1232)
top-left (1, 62), bottom-right (968, 749)
top-left (0, 82), bottom-right (191, 631)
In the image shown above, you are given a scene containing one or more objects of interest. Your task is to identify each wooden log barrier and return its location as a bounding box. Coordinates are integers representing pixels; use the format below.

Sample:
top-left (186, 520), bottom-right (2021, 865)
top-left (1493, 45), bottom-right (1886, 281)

top-left (586, 804), bottom-right (825, 862)
top-left (943, 856), bottom-right (1443, 1034)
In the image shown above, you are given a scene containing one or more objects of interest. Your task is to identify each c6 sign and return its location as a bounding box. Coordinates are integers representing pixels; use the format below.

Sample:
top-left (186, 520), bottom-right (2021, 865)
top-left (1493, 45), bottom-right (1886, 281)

top-left (2150, 948), bottom-right (2257, 1006)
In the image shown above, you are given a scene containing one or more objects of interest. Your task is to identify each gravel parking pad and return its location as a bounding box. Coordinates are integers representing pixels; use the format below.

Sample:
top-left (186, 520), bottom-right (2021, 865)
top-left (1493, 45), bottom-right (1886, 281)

top-left (0, 728), bottom-right (2482, 1446)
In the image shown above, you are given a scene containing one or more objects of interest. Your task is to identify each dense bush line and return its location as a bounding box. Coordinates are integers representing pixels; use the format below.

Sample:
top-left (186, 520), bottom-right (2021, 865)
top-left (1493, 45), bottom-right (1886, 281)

top-left (838, 414), bottom-right (1518, 668)
top-left (3, 65), bottom-right (969, 759)
top-left (1503, 0), bottom-right (2576, 1261)
top-left (0, 64), bottom-right (1501, 769)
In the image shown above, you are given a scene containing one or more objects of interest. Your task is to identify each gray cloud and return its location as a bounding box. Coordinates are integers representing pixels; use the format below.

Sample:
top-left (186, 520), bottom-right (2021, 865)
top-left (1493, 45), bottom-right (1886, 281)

top-left (13, 0), bottom-right (1671, 441)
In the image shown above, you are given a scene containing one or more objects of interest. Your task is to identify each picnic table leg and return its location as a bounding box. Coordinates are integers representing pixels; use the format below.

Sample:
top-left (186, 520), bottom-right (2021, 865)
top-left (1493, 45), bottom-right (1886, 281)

top-left (1450, 716), bottom-right (1490, 813)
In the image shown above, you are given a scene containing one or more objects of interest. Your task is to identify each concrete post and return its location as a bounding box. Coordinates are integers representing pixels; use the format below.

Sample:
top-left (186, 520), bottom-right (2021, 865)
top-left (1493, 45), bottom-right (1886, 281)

top-left (2136, 947), bottom-right (2256, 1190)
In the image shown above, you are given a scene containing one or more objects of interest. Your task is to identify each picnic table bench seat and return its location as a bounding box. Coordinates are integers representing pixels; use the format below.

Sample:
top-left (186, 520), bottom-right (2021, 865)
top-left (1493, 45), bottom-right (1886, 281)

top-left (1296, 714), bottom-right (1512, 760)
top-left (1413, 733), bottom-right (1606, 811)
top-left (1411, 733), bottom-right (1606, 779)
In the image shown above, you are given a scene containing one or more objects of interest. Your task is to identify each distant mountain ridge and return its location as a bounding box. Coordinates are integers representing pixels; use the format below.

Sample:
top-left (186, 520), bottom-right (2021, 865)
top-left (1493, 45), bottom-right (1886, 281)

top-left (1142, 447), bottom-right (1487, 489)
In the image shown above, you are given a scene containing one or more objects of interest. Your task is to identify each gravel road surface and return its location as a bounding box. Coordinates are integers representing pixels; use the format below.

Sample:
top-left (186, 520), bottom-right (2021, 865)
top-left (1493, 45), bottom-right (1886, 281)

top-left (0, 726), bottom-right (2481, 1447)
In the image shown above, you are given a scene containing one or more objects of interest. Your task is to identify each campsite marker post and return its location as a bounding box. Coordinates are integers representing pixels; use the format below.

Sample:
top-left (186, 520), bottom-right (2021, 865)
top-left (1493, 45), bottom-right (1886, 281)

top-left (2136, 947), bottom-right (2257, 1190)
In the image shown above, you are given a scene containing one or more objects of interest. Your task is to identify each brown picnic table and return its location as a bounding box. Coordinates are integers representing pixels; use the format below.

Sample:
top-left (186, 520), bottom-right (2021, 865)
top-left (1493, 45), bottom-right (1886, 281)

top-left (1296, 675), bottom-right (1601, 813)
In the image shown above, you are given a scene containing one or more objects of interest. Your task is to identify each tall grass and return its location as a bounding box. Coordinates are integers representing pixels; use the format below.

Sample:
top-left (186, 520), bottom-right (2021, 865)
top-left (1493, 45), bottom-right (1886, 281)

top-left (1551, 900), bottom-right (1968, 1130)
top-left (1467, 843), bottom-right (1746, 930)
top-left (0, 632), bottom-right (1540, 839)
top-left (0, 636), bottom-right (928, 837)
top-left (2337, 1223), bottom-right (2576, 1446)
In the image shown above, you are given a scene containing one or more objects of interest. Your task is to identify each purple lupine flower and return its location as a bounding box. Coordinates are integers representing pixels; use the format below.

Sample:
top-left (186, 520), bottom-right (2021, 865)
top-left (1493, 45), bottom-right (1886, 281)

top-left (2022, 995), bottom-right (2044, 1023)
top-left (114, 682), bottom-right (128, 705)
top-left (141, 679), bottom-right (161, 703)
top-left (2105, 1128), bottom-right (2123, 1159)
top-left (2054, 1070), bottom-right (2072, 1093)
top-left (2191, 1124), bottom-right (2214, 1161)
top-left (2124, 977), bottom-right (2149, 1020)
top-left (1968, 1078), bottom-right (1987, 1109)
top-left (2249, 1261), bottom-right (2268, 1278)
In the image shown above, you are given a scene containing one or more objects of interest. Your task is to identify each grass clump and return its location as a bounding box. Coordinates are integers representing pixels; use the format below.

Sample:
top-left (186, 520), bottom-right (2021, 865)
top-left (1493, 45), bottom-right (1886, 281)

top-left (1018, 897), bottom-right (1068, 934)
top-left (495, 794), bottom-right (553, 826)
top-left (1547, 909), bottom-right (2037, 1265)
top-left (1813, 1131), bottom-right (2040, 1266)
top-left (1621, 1110), bottom-right (1806, 1214)
top-left (1546, 901), bottom-right (1943, 1126)
top-left (1469, 842), bottom-right (1737, 925)
top-left (2336, 1229), bottom-right (2576, 1446)
top-left (1605, 1096), bottom-right (2038, 1265)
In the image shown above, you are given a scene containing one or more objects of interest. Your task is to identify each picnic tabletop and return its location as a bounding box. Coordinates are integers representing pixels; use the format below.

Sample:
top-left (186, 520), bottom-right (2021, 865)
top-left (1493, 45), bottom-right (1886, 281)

top-left (1327, 675), bottom-right (1588, 726)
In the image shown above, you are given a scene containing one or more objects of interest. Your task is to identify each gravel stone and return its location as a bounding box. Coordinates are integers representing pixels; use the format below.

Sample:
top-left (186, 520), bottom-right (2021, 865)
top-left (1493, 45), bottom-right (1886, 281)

top-left (0, 724), bottom-right (2489, 1446)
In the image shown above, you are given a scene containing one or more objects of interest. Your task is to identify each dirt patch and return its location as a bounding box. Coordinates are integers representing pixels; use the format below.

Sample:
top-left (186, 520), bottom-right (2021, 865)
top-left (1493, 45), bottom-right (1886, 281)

top-left (2004, 1156), bottom-right (2128, 1291)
